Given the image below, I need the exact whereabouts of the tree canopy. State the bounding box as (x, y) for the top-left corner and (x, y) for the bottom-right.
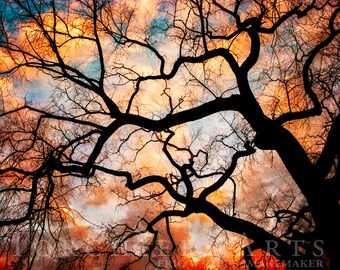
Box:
(0, 0), (339, 269)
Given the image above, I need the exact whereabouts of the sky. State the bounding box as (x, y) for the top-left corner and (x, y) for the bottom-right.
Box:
(0, 0), (333, 269)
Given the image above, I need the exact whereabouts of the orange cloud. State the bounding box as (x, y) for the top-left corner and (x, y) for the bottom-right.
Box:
(69, 225), (91, 243)
(0, 77), (22, 111)
(84, 186), (109, 207)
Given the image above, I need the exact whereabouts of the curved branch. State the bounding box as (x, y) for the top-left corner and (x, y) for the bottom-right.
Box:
(0, 156), (55, 227)
(147, 209), (191, 232)
(195, 199), (308, 263)
(126, 175), (187, 204)
(275, 8), (340, 124)
(199, 141), (255, 199)
(84, 120), (122, 171)
(123, 95), (243, 131)
(315, 113), (340, 178)
(240, 20), (261, 73)
(126, 48), (239, 113)
(91, 165), (187, 204)
(258, 3), (314, 34)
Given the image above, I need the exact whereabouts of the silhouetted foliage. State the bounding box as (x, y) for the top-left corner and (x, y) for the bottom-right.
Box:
(0, 0), (339, 269)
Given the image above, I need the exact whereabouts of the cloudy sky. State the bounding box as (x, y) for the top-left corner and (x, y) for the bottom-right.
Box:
(0, 0), (324, 269)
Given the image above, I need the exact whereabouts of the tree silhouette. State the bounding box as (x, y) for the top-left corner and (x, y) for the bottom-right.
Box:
(0, 0), (339, 269)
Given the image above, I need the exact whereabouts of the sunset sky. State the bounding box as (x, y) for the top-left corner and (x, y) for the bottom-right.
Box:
(1, 0), (338, 269)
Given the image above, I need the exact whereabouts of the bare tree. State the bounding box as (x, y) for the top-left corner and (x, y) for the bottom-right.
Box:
(0, 0), (339, 269)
